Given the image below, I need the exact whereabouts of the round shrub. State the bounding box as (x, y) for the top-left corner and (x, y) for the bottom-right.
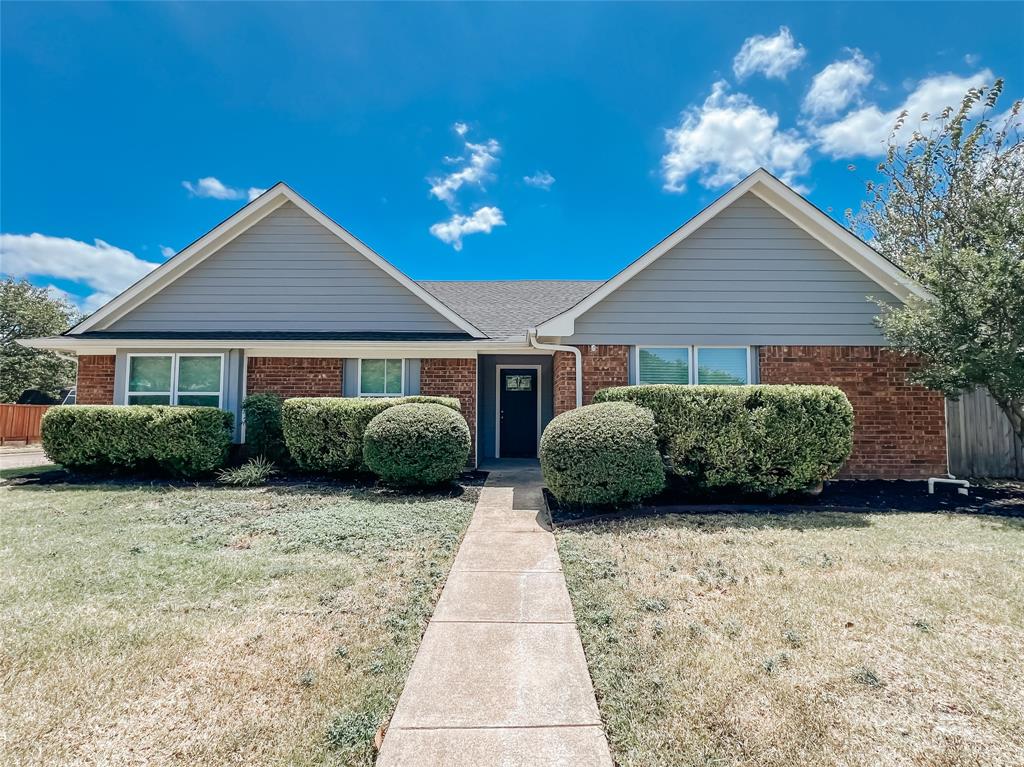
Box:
(363, 403), (471, 487)
(594, 384), (854, 496)
(540, 401), (665, 506)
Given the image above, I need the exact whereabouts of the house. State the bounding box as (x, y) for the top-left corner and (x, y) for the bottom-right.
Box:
(22, 169), (948, 478)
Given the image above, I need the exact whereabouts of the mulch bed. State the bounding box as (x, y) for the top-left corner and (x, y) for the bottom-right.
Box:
(546, 478), (1024, 526)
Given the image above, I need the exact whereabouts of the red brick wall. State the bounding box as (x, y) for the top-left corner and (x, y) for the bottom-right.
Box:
(420, 358), (477, 463)
(553, 345), (630, 415)
(245, 357), (343, 398)
(76, 355), (115, 404)
(759, 346), (947, 479)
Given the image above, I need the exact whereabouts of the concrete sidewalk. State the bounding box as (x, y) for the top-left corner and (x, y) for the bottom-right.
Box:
(376, 460), (613, 767)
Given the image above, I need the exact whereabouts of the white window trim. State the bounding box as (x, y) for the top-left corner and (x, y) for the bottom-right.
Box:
(636, 345), (751, 386)
(126, 352), (225, 407)
(357, 358), (406, 397)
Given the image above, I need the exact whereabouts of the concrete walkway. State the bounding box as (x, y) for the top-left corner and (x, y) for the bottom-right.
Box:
(0, 446), (51, 470)
(376, 459), (613, 767)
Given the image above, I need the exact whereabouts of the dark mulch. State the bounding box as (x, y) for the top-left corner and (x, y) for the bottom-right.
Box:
(546, 478), (1024, 526)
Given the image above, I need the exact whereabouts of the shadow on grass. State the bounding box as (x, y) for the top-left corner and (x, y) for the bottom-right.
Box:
(2, 466), (485, 504)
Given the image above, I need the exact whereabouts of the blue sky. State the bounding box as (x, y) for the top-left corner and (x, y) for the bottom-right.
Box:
(2, 2), (1021, 313)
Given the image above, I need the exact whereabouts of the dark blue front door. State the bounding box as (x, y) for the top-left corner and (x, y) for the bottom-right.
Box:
(499, 368), (538, 457)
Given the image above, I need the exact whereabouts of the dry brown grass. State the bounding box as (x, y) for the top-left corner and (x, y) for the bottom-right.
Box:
(1, 481), (476, 766)
(557, 510), (1024, 767)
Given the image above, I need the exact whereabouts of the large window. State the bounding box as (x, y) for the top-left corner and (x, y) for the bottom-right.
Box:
(126, 354), (224, 407)
(359, 359), (404, 396)
(637, 346), (750, 386)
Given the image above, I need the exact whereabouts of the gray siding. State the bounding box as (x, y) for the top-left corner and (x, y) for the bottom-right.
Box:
(109, 202), (464, 333)
(566, 194), (900, 345)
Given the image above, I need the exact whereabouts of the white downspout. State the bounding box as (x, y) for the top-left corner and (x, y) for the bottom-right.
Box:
(528, 329), (582, 409)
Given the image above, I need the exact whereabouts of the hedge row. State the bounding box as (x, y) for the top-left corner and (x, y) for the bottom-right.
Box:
(594, 384), (854, 496)
(281, 395), (461, 474)
(41, 405), (232, 478)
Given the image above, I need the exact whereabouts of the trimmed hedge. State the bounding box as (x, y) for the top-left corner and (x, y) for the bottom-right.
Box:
(594, 385), (854, 496)
(41, 405), (233, 477)
(364, 403), (471, 487)
(242, 393), (289, 464)
(281, 396), (461, 474)
(540, 401), (665, 506)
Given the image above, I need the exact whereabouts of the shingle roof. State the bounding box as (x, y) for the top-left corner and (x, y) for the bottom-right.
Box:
(418, 280), (602, 340)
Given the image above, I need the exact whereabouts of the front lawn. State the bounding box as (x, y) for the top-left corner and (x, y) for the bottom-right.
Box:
(1, 479), (477, 766)
(558, 510), (1024, 767)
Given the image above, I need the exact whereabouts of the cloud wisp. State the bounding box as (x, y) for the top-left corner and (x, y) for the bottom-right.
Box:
(428, 207), (506, 251)
(524, 170), (556, 190)
(733, 26), (807, 81)
(428, 126), (502, 205)
(182, 176), (266, 202)
(1, 232), (159, 312)
(661, 80), (811, 192)
(803, 51), (874, 118)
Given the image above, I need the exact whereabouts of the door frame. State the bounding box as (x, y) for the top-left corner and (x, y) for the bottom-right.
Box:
(495, 364), (542, 458)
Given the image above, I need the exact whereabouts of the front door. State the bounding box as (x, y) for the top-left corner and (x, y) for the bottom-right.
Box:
(498, 367), (539, 458)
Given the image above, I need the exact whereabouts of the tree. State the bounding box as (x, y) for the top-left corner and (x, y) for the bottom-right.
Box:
(0, 279), (80, 402)
(849, 80), (1024, 443)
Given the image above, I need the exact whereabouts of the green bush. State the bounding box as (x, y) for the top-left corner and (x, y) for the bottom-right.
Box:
(41, 405), (233, 477)
(281, 396), (461, 474)
(217, 456), (277, 486)
(363, 403), (471, 487)
(540, 401), (665, 506)
(242, 393), (289, 464)
(594, 385), (854, 496)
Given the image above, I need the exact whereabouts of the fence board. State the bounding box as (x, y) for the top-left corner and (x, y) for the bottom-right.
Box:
(946, 389), (1024, 479)
(0, 404), (51, 444)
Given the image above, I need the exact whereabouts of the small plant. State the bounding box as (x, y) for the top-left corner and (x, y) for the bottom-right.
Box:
(217, 456), (277, 486)
(639, 597), (669, 614)
(782, 628), (804, 648)
(852, 666), (884, 687)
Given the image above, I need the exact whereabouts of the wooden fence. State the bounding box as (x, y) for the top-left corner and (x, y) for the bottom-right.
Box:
(946, 389), (1024, 479)
(0, 404), (50, 444)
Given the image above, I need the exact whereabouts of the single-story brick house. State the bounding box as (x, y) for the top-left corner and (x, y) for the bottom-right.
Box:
(23, 169), (947, 478)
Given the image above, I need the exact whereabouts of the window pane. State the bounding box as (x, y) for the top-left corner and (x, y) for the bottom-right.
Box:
(128, 356), (172, 393)
(128, 394), (171, 405)
(697, 348), (749, 385)
(177, 356), (221, 392)
(361, 359), (386, 394)
(384, 360), (403, 394)
(178, 394), (220, 407)
(639, 348), (689, 384)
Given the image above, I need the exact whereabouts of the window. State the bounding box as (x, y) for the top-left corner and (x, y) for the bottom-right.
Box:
(359, 359), (403, 396)
(638, 347), (690, 385)
(637, 346), (749, 386)
(126, 354), (224, 407)
(695, 347), (750, 385)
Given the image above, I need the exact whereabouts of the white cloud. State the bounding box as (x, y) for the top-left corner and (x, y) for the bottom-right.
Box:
(964, 53), (980, 66)
(661, 80), (811, 192)
(429, 206), (506, 251)
(1, 233), (158, 313)
(453, 121), (469, 136)
(524, 171), (556, 190)
(182, 176), (266, 202)
(160, 245), (176, 258)
(814, 69), (994, 157)
(733, 26), (806, 80)
(803, 51), (873, 117)
(428, 137), (501, 205)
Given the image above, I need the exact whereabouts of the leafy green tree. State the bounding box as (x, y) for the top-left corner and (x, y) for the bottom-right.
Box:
(849, 80), (1024, 443)
(0, 279), (80, 402)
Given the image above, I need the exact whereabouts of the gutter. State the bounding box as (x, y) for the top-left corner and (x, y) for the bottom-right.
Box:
(528, 329), (582, 408)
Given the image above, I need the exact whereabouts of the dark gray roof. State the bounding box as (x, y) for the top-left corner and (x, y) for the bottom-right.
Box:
(418, 280), (602, 340)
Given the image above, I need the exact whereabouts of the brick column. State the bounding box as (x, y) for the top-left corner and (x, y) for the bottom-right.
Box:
(420, 358), (477, 463)
(553, 345), (630, 415)
(245, 357), (343, 398)
(759, 346), (947, 479)
(76, 355), (115, 404)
